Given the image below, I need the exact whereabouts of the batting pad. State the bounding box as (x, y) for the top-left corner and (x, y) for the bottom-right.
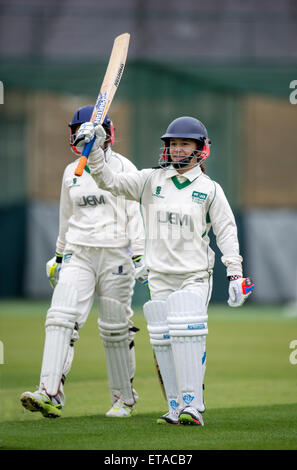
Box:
(143, 300), (179, 412)
(62, 327), (79, 378)
(40, 283), (78, 397)
(167, 290), (208, 412)
(98, 297), (134, 406)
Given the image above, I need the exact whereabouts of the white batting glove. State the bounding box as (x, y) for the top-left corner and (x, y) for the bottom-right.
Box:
(87, 146), (105, 174)
(76, 123), (106, 174)
(133, 256), (149, 286)
(46, 253), (63, 289)
(227, 276), (255, 308)
(75, 123), (106, 152)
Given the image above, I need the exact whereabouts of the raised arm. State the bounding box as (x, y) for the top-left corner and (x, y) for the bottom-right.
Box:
(74, 122), (153, 202)
(91, 160), (152, 202)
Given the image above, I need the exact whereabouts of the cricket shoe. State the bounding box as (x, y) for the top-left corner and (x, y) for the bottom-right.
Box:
(105, 399), (135, 418)
(178, 406), (204, 426)
(20, 390), (62, 418)
(156, 410), (179, 425)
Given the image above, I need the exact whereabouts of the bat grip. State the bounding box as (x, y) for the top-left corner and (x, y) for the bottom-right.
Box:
(74, 137), (96, 176)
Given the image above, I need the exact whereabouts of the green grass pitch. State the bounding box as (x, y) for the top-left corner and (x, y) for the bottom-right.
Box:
(0, 299), (297, 450)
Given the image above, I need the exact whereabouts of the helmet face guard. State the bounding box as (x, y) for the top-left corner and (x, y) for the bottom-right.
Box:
(160, 138), (211, 169)
(159, 116), (211, 169)
(68, 106), (115, 155)
(102, 115), (115, 146)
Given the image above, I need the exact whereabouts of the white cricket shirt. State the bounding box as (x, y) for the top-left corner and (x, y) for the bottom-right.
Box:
(91, 162), (243, 277)
(55, 148), (144, 256)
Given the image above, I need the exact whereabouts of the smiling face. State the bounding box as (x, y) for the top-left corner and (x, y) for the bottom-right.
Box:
(169, 138), (198, 173)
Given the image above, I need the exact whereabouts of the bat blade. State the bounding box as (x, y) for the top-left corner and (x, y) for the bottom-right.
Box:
(75, 33), (130, 176)
(154, 352), (167, 401)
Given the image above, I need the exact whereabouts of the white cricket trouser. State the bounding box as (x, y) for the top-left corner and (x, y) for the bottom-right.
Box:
(148, 270), (213, 304)
(59, 244), (135, 327)
(40, 244), (136, 403)
(147, 270), (212, 413)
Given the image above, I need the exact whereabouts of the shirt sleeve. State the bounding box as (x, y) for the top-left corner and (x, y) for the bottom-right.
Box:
(91, 163), (153, 202)
(125, 199), (145, 257)
(55, 167), (72, 255)
(119, 159), (145, 257)
(209, 182), (243, 277)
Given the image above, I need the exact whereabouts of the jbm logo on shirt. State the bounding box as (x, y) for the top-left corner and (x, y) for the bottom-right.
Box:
(157, 211), (194, 232)
(192, 191), (207, 204)
(78, 195), (105, 206)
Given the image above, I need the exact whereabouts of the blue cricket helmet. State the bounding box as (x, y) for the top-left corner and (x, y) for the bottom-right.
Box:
(69, 105), (115, 145)
(69, 105), (93, 130)
(160, 116), (211, 168)
(161, 116), (208, 142)
(68, 106), (112, 133)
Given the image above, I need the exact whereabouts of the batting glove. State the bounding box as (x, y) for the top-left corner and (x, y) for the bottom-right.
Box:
(227, 276), (255, 308)
(46, 253), (63, 289)
(74, 123), (106, 152)
(133, 255), (149, 286)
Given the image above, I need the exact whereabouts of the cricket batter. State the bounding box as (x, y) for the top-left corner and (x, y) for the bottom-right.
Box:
(20, 106), (145, 419)
(75, 115), (255, 426)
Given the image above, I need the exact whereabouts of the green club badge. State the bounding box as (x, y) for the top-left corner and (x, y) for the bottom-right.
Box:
(152, 185), (165, 198)
(192, 191), (207, 204)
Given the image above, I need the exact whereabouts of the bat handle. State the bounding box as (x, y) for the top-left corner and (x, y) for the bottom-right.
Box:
(74, 137), (96, 176)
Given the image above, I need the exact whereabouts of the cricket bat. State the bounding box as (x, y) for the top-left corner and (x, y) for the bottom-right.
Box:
(154, 352), (167, 401)
(74, 32), (130, 176)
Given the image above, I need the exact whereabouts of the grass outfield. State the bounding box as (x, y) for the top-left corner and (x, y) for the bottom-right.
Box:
(0, 300), (297, 450)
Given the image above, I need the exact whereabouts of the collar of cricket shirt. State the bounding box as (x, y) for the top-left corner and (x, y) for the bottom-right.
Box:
(165, 164), (202, 189)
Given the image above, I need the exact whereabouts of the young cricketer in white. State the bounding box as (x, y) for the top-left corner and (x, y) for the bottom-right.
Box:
(21, 106), (145, 419)
(71, 115), (255, 426)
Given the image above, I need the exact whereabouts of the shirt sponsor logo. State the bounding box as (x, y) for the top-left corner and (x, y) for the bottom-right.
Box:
(152, 186), (165, 198)
(157, 211), (194, 232)
(63, 253), (72, 263)
(78, 195), (105, 206)
(192, 191), (207, 204)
